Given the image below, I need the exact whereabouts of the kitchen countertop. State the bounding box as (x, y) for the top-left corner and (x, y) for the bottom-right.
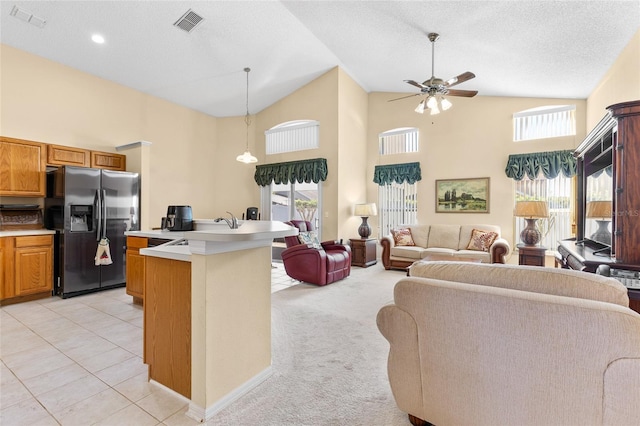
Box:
(0, 229), (56, 237)
(125, 229), (185, 239)
(134, 221), (297, 261)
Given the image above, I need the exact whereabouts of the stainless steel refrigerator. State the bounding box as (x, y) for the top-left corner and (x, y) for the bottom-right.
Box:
(45, 166), (140, 298)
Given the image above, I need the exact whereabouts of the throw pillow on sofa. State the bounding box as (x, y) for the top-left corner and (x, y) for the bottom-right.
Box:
(298, 231), (321, 248)
(466, 228), (498, 252)
(391, 228), (416, 246)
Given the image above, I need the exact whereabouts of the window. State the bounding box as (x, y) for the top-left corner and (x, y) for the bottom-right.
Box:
(262, 182), (322, 232)
(514, 173), (572, 251)
(513, 105), (576, 142)
(378, 182), (418, 237)
(379, 128), (419, 155)
(265, 120), (319, 154)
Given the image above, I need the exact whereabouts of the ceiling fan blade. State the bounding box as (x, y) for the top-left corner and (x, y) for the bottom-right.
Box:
(446, 89), (478, 98)
(388, 93), (422, 102)
(404, 80), (427, 89)
(444, 72), (476, 88)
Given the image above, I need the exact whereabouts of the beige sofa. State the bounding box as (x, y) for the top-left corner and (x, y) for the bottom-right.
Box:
(380, 224), (510, 270)
(377, 262), (640, 426)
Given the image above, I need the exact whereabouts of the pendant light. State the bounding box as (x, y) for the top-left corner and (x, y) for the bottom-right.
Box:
(236, 67), (258, 164)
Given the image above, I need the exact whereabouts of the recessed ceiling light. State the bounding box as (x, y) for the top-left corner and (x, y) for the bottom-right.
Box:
(91, 34), (105, 44)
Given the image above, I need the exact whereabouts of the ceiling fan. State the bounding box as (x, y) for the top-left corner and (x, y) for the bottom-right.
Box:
(390, 33), (478, 114)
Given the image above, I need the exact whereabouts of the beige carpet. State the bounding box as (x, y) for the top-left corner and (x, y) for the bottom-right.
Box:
(210, 264), (411, 426)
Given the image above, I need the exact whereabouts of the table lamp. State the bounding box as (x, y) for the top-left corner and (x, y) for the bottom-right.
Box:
(354, 203), (377, 239)
(586, 201), (612, 245)
(514, 201), (549, 246)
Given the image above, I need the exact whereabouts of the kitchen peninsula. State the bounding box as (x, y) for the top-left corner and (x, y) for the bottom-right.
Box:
(127, 221), (297, 423)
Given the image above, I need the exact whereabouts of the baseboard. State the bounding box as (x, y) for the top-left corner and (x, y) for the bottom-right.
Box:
(186, 366), (273, 422)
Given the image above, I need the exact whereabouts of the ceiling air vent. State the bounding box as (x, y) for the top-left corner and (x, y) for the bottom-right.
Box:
(173, 9), (204, 33)
(10, 5), (47, 28)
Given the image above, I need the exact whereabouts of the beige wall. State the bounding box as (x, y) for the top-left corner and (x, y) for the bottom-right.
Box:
(2, 33), (638, 245)
(255, 67), (340, 241)
(587, 29), (640, 129)
(366, 94), (586, 246)
(0, 44), (260, 229)
(336, 68), (369, 240)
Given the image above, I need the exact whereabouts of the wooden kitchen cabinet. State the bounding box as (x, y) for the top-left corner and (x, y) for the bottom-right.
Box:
(144, 255), (191, 398)
(47, 144), (90, 167)
(0, 237), (14, 301)
(91, 150), (126, 171)
(0, 136), (47, 197)
(126, 236), (147, 304)
(0, 235), (53, 305)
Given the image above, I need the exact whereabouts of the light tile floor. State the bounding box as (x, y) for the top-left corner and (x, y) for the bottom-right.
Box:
(0, 262), (297, 426)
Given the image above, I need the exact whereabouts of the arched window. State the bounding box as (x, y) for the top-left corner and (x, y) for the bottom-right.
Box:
(513, 105), (576, 141)
(378, 127), (419, 155)
(265, 120), (319, 154)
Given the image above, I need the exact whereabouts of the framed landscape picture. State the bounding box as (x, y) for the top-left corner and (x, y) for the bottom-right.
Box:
(436, 177), (490, 213)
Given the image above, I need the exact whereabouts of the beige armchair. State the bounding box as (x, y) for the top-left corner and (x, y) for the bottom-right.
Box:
(377, 262), (640, 426)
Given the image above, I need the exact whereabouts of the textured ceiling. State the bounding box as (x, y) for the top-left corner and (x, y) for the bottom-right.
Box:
(1, 1), (639, 117)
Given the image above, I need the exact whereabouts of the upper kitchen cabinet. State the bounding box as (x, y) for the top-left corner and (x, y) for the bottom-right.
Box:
(47, 144), (90, 167)
(91, 150), (126, 171)
(0, 136), (46, 197)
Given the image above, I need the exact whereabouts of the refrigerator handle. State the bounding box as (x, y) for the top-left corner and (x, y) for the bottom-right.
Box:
(96, 189), (102, 242)
(102, 189), (107, 240)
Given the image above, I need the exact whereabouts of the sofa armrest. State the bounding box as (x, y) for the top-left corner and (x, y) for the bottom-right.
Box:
(490, 237), (510, 264)
(380, 235), (395, 270)
(603, 358), (640, 425)
(376, 305), (424, 419)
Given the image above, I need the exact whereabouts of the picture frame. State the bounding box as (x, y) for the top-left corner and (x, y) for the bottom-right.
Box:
(435, 177), (490, 213)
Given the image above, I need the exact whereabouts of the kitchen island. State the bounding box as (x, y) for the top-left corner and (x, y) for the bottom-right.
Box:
(127, 221), (297, 423)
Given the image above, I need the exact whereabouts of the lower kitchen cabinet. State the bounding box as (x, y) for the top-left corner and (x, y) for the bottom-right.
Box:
(144, 256), (191, 398)
(126, 236), (147, 304)
(0, 235), (53, 305)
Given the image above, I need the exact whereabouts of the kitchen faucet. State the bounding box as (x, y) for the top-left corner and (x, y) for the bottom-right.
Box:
(214, 211), (239, 229)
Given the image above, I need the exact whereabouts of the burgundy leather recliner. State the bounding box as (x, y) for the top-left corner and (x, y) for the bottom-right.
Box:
(281, 220), (351, 286)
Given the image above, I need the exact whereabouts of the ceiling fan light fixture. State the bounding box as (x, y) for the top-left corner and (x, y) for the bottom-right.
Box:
(426, 95), (438, 109)
(441, 97), (453, 111)
(415, 99), (426, 114)
(237, 67), (258, 164)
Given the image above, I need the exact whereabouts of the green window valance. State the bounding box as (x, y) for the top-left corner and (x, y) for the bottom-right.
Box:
(254, 158), (328, 186)
(504, 150), (576, 181)
(373, 162), (422, 185)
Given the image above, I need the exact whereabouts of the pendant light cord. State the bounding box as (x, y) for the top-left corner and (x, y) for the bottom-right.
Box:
(244, 67), (251, 151)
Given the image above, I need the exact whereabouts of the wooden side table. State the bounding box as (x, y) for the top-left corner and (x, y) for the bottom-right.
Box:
(349, 238), (377, 267)
(517, 244), (547, 267)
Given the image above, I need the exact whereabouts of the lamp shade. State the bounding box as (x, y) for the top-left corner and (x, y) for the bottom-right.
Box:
(514, 201), (549, 219)
(586, 201), (611, 219)
(354, 203), (377, 217)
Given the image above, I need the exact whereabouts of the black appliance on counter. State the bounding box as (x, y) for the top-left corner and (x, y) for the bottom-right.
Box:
(165, 205), (193, 231)
(245, 206), (259, 220)
(45, 166), (140, 298)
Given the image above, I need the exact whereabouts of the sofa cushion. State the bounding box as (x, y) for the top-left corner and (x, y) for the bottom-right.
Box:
(298, 231), (321, 248)
(390, 245), (424, 260)
(466, 229), (498, 252)
(408, 225), (430, 248)
(454, 250), (491, 263)
(423, 247), (457, 256)
(391, 228), (416, 246)
(407, 262), (629, 307)
(427, 225), (461, 250)
(459, 224), (500, 250)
